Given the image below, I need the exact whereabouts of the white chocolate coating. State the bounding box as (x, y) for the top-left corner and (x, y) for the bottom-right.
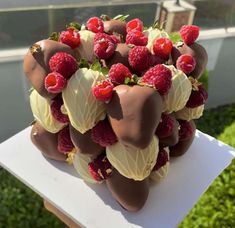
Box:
(30, 89), (65, 133)
(62, 68), (106, 133)
(162, 65), (192, 113)
(106, 136), (159, 181)
(175, 105), (204, 121)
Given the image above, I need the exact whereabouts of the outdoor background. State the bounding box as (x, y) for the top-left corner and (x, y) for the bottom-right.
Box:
(0, 0), (235, 227)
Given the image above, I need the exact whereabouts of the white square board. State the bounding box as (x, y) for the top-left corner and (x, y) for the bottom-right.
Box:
(0, 127), (234, 228)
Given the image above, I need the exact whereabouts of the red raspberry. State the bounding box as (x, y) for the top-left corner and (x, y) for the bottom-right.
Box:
(92, 80), (114, 102)
(178, 120), (194, 141)
(155, 113), (174, 139)
(60, 28), (80, 49)
(126, 30), (148, 46)
(86, 17), (104, 33)
(88, 153), (112, 181)
(57, 126), (75, 153)
(153, 37), (173, 60)
(94, 33), (116, 43)
(110, 35), (120, 44)
(149, 55), (165, 67)
(126, 18), (143, 33)
(176, 54), (196, 74)
(186, 84), (208, 108)
(49, 52), (78, 79)
(50, 96), (69, 124)
(91, 118), (117, 147)
(180, 25), (200, 46)
(152, 147), (169, 171)
(108, 63), (132, 85)
(44, 72), (67, 93)
(94, 37), (116, 59)
(142, 64), (172, 95)
(128, 46), (151, 73)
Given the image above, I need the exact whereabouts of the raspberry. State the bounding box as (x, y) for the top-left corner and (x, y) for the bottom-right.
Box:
(91, 118), (117, 147)
(110, 35), (120, 44)
(86, 17), (104, 33)
(186, 84), (208, 108)
(57, 126), (75, 153)
(142, 64), (172, 95)
(108, 63), (132, 85)
(180, 25), (200, 46)
(44, 72), (67, 93)
(155, 113), (174, 139)
(92, 80), (114, 102)
(49, 52), (78, 79)
(50, 96), (69, 124)
(128, 46), (151, 73)
(178, 120), (194, 141)
(152, 147), (169, 171)
(126, 30), (148, 46)
(94, 36), (116, 59)
(176, 54), (196, 74)
(60, 28), (80, 49)
(94, 32), (116, 43)
(149, 55), (165, 67)
(88, 153), (112, 181)
(126, 18), (143, 33)
(153, 37), (173, 60)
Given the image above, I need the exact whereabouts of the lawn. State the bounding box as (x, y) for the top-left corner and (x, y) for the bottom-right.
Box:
(0, 104), (235, 228)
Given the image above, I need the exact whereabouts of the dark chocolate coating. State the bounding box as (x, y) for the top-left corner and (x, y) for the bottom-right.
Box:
(104, 19), (127, 39)
(169, 120), (196, 157)
(106, 168), (149, 212)
(23, 39), (74, 99)
(69, 124), (104, 156)
(105, 43), (131, 69)
(107, 85), (162, 149)
(159, 113), (179, 147)
(30, 121), (66, 161)
(171, 43), (208, 79)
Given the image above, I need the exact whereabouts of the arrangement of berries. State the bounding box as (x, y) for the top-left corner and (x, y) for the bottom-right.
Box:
(27, 14), (208, 195)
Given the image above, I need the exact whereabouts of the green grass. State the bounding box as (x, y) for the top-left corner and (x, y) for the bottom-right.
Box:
(180, 104), (235, 228)
(0, 104), (235, 227)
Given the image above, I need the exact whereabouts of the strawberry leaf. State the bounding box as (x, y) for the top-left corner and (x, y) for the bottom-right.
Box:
(79, 58), (89, 68)
(49, 32), (60, 41)
(101, 67), (109, 75)
(91, 59), (102, 72)
(113, 14), (129, 22)
(67, 22), (81, 31)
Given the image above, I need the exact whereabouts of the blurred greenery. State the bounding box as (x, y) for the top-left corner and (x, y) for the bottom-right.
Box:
(180, 104), (235, 228)
(0, 104), (235, 227)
